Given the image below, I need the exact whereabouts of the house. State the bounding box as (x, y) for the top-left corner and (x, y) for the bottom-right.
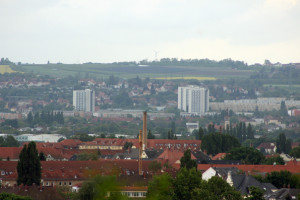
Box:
(0, 160), (154, 187)
(192, 150), (211, 164)
(0, 147), (73, 161)
(256, 143), (277, 154)
(202, 167), (277, 197)
(211, 153), (227, 160)
(227, 172), (277, 196)
(0, 147), (22, 161)
(280, 153), (300, 162)
(186, 122), (199, 133)
(202, 167), (239, 181)
(267, 188), (300, 200)
(157, 149), (196, 165)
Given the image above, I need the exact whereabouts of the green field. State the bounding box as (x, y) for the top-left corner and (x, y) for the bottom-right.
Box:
(20, 63), (255, 79)
(263, 84), (300, 88)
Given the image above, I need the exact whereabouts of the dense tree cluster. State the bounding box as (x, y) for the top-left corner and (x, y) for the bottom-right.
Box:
(224, 122), (254, 143)
(71, 133), (95, 142)
(254, 171), (300, 189)
(147, 130), (155, 139)
(262, 156), (285, 165)
(201, 133), (240, 155)
(224, 147), (265, 164)
(167, 129), (177, 140)
(139, 58), (248, 69)
(290, 146), (300, 158)
(123, 142), (133, 150)
(0, 192), (32, 200)
(0, 135), (19, 147)
(1, 119), (18, 128)
(180, 149), (197, 170)
(78, 175), (127, 200)
(27, 111), (64, 127)
(276, 133), (292, 154)
(17, 142), (41, 186)
(147, 168), (242, 200)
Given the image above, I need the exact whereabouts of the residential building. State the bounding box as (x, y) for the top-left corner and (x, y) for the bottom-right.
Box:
(178, 86), (209, 115)
(186, 122), (199, 133)
(73, 89), (95, 112)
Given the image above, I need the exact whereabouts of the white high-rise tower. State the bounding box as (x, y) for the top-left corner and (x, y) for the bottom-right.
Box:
(73, 89), (95, 112)
(178, 86), (209, 114)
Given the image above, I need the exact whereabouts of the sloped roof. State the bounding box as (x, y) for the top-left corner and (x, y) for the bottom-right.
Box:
(59, 139), (82, 147)
(192, 150), (211, 162)
(157, 149), (196, 164)
(256, 142), (276, 150)
(213, 167), (239, 177)
(212, 153), (227, 160)
(267, 188), (300, 200)
(173, 163), (300, 174)
(0, 147), (22, 160)
(0, 160), (154, 181)
(231, 174), (274, 194)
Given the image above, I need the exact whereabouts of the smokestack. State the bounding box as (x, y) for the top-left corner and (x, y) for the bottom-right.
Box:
(143, 111), (147, 149)
(139, 129), (143, 175)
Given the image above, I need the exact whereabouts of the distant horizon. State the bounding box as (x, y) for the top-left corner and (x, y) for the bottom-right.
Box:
(5, 57), (300, 66)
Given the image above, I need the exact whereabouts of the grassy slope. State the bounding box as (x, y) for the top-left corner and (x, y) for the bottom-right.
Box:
(20, 63), (255, 79)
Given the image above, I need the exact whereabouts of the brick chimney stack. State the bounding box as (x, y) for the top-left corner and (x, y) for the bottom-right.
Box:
(143, 111), (147, 149)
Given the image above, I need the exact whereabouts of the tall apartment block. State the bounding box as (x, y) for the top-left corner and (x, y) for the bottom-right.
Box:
(178, 86), (209, 114)
(73, 89), (95, 112)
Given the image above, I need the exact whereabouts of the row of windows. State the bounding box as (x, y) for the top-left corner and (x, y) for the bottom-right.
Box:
(155, 143), (198, 146)
(43, 181), (72, 186)
(121, 192), (146, 197)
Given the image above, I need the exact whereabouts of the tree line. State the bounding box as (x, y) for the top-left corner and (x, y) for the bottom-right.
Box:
(27, 111), (64, 127)
(194, 122), (254, 143)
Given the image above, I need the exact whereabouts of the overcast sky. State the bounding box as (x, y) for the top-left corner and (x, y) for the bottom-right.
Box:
(1, 0), (300, 64)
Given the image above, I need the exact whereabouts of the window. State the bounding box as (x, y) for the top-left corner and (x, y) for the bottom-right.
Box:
(69, 182), (72, 186)
(1, 171), (5, 175)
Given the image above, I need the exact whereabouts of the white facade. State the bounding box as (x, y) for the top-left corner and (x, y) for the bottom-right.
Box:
(73, 89), (95, 112)
(186, 122), (199, 133)
(202, 167), (220, 181)
(178, 86), (209, 114)
(15, 134), (66, 143)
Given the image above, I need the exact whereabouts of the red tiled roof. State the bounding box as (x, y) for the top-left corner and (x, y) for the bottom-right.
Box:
(212, 153), (227, 160)
(256, 142), (276, 150)
(0, 160), (154, 182)
(0, 147), (22, 160)
(157, 149), (196, 164)
(59, 139), (83, 147)
(0, 147), (73, 161)
(38, 147), (72, 160)
(286, 159), (300, 166)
